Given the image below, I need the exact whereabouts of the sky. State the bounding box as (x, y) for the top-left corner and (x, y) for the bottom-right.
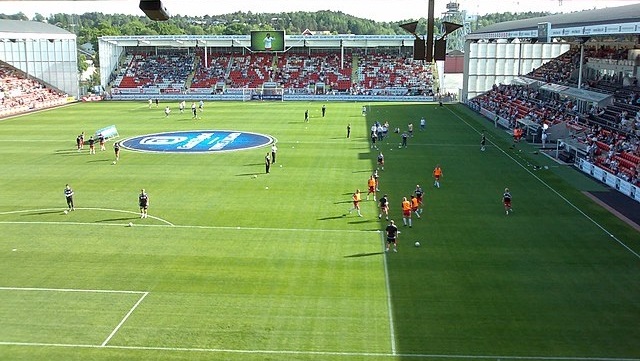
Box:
(1, 0), (640, 22)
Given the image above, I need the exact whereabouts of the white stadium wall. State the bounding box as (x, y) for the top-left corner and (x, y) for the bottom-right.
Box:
(462, 40), (570, 101)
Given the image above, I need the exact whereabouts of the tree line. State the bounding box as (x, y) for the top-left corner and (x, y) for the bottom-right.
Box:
(0, 10), (550, 89)
(1, 9), (551, 52)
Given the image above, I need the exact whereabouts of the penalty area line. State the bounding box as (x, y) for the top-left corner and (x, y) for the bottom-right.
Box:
(101, 292), (149, 347)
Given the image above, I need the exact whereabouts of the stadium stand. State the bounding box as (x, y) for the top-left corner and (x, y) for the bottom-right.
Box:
(0, 61), (68, 117)
(112, 52), (194, 93)
(469, 68), (640, 187)
(109, 49), (434, 96)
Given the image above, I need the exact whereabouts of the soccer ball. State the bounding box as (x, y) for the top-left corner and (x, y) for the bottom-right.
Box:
(128, 222), (133, 227)
(112, 161), (117, 165)
(414, 241), (421, 247)
(63, 210), (68, 215)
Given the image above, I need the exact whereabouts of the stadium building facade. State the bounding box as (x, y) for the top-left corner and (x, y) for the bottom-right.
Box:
(463, 3), (640, 101)
(0, 19), (79, 99)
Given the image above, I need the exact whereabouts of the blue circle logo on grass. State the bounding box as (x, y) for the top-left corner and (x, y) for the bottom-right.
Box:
(121, 130), (274, 153)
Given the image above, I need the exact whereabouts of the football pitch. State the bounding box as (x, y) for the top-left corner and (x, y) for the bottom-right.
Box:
(0, 101), (638, 361)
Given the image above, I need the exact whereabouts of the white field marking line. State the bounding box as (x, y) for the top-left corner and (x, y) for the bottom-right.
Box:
(0, 220), (378, 234)
(0, 207), (174, 226)
(0, 286), (145, 294)
(447, 106), (640, 260)
(101, 292), (149, 347)
(0, 139), (71, 142)
(374, 142), (479, 147)
(0, 102), (76, 121)
(81, 207), (174, 226)
(380, 231), (397, 355)
(0, 342), (639, 361)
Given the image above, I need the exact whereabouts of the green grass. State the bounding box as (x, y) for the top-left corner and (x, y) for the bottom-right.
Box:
(0, 101), (639, 361)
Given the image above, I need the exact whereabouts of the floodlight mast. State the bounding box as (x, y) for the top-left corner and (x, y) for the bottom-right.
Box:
(139, 0), (171, 21)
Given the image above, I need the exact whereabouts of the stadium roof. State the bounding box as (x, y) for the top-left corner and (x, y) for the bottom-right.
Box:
(468, 3), (640, 40)
(100, 34), (416, 49)
(0, 19), (75, 39)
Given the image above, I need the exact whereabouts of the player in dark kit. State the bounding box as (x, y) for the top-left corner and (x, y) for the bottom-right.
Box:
(377, 152), (384, 170)
(503, 187), (513, 215)
(265, 152), (271, 173)
(378, 194), (389, 220)
(64, 184), (74, 211)
(139, 189), (149, 218)
(88, 136), (95, 154)
(481, 131), (486, 151)
(414, 184), (424, 214)
(322, 104), (326, 117)
(113, 142), (121, 161)
(385, 220), (398, 252)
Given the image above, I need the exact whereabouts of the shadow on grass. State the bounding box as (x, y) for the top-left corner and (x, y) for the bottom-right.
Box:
(344, 252), (384, 258)
(20, 210), (63, 216)
(236, 173), (263, 177)
(334, 200), (352, 204)
(317, 214), (347, 221)
(347, 219), (376, 224)
(86, 159), (111, 163)
(95, 217), (140, 222)
(56, 151), (89, 156)
(55, 149), (80, 154)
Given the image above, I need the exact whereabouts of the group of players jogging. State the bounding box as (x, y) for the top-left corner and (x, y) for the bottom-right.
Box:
(355, 118), (514, 253)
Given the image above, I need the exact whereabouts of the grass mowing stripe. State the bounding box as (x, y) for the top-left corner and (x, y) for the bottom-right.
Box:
(446, 105), (640, 260)
(1, 341), (639, 361)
